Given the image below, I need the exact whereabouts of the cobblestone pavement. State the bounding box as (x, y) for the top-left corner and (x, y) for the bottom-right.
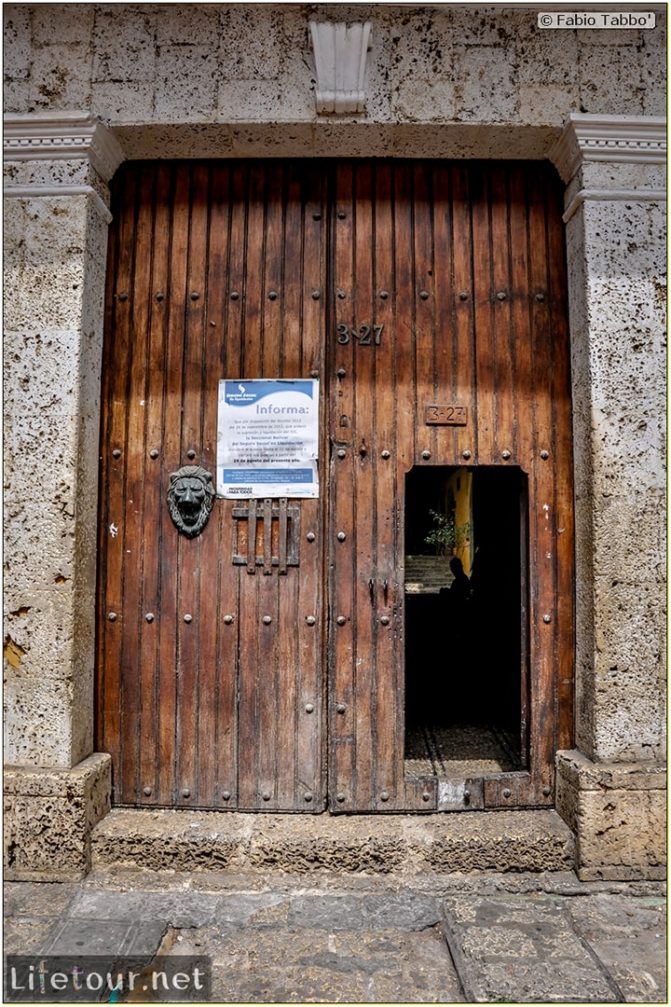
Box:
(4, 870), (666, 1003)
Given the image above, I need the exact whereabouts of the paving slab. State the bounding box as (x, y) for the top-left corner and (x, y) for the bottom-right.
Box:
(442, 894), (624, 1003)
(42, 918), (169, 957)
(3, 916), (61, 955)
(168, 926), (464, 1003)
(4, 875), (666, 1003)
(568, 893), (667, 1003)
(3, 881), (78, 918)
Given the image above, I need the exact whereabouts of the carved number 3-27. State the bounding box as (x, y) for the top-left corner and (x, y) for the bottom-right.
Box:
(337, 323), (383, 346)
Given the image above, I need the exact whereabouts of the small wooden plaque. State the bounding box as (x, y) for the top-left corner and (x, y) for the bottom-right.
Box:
(425, 404), (468, 426)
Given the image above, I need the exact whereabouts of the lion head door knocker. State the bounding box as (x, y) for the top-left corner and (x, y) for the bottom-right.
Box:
(167, 465), (215, 538)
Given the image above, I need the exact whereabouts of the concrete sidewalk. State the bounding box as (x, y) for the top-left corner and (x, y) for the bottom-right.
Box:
(4, 869), (666, 1003)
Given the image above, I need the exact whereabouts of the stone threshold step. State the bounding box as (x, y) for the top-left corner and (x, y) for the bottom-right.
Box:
(92, 807), (575, 875)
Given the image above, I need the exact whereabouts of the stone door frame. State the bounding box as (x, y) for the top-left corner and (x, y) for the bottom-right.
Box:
(3, 111), (666, 881)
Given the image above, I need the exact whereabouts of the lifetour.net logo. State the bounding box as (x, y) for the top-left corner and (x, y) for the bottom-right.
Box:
(4, 956), (211, 1003)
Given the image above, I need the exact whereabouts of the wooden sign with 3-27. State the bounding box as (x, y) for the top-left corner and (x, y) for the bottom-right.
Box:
(425, 404), (468, 426)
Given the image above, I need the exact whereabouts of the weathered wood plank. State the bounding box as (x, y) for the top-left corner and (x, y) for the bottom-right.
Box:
(119, 163), (154, 805)
(329, 161), (356, 810)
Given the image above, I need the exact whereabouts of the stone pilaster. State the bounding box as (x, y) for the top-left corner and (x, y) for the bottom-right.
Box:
(3, 112), (122, 878)
(550, 114), (666, 880)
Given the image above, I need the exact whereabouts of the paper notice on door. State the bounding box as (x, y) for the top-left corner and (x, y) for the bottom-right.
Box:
(216, 379), (319, 498)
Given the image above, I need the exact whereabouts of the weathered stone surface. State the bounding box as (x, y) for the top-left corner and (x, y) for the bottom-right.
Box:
(92, 807), (574, 875)
(576, 789), (666, 882)
(570, 893), (667, 1002)
(5, 872), (666, 1002)
(5, 4), (666, 129)
(173, 926), (463, 1004)
(4, 183), (108, 768)
(556, 751), (666, 881)
(565, 174), (666, 769)
(43, 918), (169, 956)
(3, 754), (111, 881)
(442, 894), (624, 1002)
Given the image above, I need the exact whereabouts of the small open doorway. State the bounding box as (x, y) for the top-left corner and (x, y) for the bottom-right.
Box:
(404, 465), (529, 808)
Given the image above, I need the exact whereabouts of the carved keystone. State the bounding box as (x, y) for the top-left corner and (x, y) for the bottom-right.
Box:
(309, 21), (372, 114)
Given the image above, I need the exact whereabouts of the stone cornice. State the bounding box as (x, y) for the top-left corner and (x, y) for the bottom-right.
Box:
(309, 21), (372, 114)
(3, 112), (125, 182)
(549, 113), (667, 184)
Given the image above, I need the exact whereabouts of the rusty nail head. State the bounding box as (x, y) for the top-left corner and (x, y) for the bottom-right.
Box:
(145, 613), (154, 623)
(337, 531), (346, 541)
(269, 290), (278, 300)
(313, 212), (322, 220)
(337, 367), (346, 378)
(497, 291), (507, 301)
(380, 615), (390, 625)
(503, 788), (511, 798)
(304, 793), (313, 802)
(464, 789), (471, 800)
(459, 291), (469, 301)
(306, 531), (316, 542)
(422, 791), (431, 802)
(379, 290), (389, 299)
(312, 290), (321, 300)
(337, 704), (346, 714)
(543, 785), (551, 796)
(462, 450), (472, 460)
(359, 445), (367, 456)
(184, 614), (193, 623)
(502, 449), (511, 460)
(230, 291), (239, 300)
(422, 450), (431, 460)
(222, 790), (231, 801)
(381, 450), (390, 459)
(337, 449), (346, 459)
(262, 792), (271, 801)
(143, 786), (152, 796)
(337, 210), (346, 219)
(263, 615), (272, 625)
(306, 616), (316, 626)
(543, 613), (552, 624)
(190, 291), (199, 300)
(187, 449), (196, 460)
(310, 369), (319, 378)
(536, 292), (546, 302)
(419, 290), (429, 300)
(337, 290), (346, 299)
(112, 448), (121, 459)
(336, 616), (346, 626)
(380, 791), (389, 802)
(305, 703), (314, 713)
(108, 612), (117, 622)
(118, 292), (128, 301)
(149, 449), (159, 459)
(336, 792), (346, 802)
(540, 449), (549, 460)
(156, 292), (164, 301)
(224, 614), (234, 624)
(182, 789), (190, 798)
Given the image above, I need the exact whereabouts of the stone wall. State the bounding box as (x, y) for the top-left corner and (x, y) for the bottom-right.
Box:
(4, 4), (666, 134)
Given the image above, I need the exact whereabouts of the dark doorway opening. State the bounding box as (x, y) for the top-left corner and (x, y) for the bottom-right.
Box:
(404, 466), (529, 794)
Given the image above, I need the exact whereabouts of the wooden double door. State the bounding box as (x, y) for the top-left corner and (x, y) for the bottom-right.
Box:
(97, 159), (574, 813)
